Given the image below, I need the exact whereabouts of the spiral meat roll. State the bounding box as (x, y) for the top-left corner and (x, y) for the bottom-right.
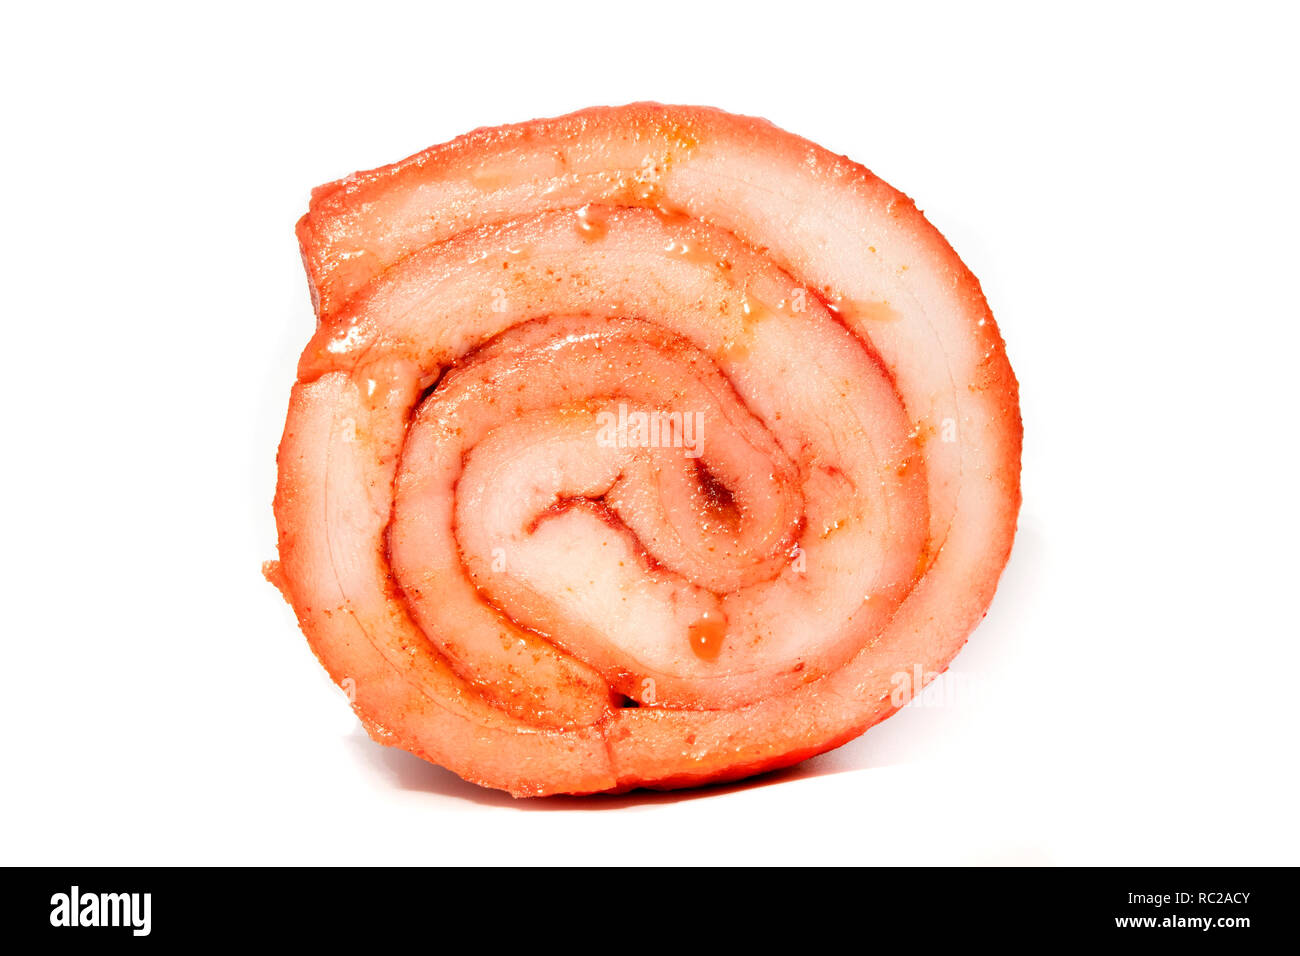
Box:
(268, 104), (1021, 796)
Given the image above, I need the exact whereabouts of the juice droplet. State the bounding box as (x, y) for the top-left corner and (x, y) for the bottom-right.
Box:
(826, 297), (898, 323)
(719, 335), (751, 361)
(650, 201), (692, 227)
(740, 295), (775, 326)
(575, 204), (608, 240)
(361, 371), (399, 411)
(688, 609), (727, 661)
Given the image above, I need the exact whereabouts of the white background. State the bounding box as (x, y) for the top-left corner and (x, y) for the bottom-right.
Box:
(3, 2), (1296, 865)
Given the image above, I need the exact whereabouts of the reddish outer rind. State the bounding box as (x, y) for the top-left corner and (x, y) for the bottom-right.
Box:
(275, 103), (1022, 796)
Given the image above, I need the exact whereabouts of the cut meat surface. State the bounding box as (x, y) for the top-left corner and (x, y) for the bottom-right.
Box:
(271, 104), (1021, 796)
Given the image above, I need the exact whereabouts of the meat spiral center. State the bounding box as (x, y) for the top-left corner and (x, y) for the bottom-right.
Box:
(381, 209), (926, 721)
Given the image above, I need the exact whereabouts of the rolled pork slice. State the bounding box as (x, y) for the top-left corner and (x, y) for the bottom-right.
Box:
(268, 104), (1022, 796)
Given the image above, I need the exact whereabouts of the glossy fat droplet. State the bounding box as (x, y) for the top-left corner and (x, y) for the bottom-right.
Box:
(574, 204), (608, 240)
(688, 609), (728, 661)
